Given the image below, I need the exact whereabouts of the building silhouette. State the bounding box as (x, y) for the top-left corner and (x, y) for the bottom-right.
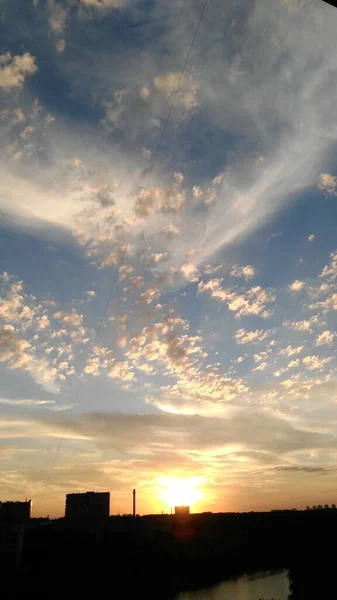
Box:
(0, 500), (32, 523)
(65, 492), (110, 519)
(174, 505), (190, 517)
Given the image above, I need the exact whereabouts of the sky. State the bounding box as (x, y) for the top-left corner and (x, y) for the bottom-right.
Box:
(1, 0), (337, 518)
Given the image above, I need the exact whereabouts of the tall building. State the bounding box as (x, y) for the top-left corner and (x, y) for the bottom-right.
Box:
(65, 492), (110, 519)
(0, 500), (32, 523)
(174, 505), (190, 517)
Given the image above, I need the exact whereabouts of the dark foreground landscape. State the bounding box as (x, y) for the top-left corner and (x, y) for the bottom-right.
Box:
(2, 509), (337, 598)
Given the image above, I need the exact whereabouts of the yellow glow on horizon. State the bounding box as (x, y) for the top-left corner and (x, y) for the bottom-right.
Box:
(158, 476), (205, 510)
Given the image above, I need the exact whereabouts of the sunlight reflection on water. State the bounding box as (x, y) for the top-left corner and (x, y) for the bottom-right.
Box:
(178, 570), (289, 600)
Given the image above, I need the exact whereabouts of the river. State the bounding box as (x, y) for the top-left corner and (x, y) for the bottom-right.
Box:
(177, 570), (289, 600)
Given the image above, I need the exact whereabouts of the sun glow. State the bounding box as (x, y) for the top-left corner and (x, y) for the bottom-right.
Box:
(158, 476), (204, 510)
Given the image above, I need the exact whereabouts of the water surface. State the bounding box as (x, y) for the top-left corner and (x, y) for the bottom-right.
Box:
(178, 569), (289, 600)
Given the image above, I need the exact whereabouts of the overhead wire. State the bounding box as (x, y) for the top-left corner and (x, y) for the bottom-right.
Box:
(39, 0), (211, 509)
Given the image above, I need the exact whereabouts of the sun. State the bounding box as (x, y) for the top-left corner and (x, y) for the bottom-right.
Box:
(158, 476), (204, 510)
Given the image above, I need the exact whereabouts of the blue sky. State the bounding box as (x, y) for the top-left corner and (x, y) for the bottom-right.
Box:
(1, 0), (337, 516)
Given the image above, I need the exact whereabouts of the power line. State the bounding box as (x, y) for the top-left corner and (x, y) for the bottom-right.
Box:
(41, 0), (211, 501)
(248, 485), (337, 512)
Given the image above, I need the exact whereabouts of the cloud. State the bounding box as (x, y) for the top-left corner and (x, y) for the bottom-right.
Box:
(38, 315), (50, 330)
(180, 263), (199, 282)
(234, 329), (271, 345)
(198, 279), (275, 318)
(279, 345), (304, 357)
(309, 293), (337, 313)
(253, 352), (269, 363)
(56, 40), (66, 53)
(173, 172), (184, 184)
(118, 265), (133, 280)
(48, 0), (68, 33)
(253, 361), (267, 372)
(308, 234), (316, 242)
(0, 53), (38, 90)
(302, 355), (332, 371)
(164, 223), (181, 235)
(85, 290), (96, 298)
(144, 72), (198, 112)
(315, 330), (335, 346)
(150, 253), (168, 264)
(230, 265), (256, 280)
(320, 252), (337, 280)
(108, 361), (135, 381)
(138, 288), (160, 304)
(80, 0), (134, 8)
(0, 279), (31, 323)
(100, 244), (134, 268)
(0, 325), (59, 392)
(283, 316), (319, 333)
(204, 264), (223, 275)
(318, 173), (337, 195)
(289, 280), (306, 292)
(53, 309), (83, 327)
(133, 185), (185, 217)
(84, 346), (115, 376)
(192, 185), (203, 198)
(0, 326), (30, 362)
(212, 172), (225, 185)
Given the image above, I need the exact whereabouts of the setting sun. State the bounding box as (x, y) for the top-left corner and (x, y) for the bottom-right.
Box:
(158, 476), (205, 511)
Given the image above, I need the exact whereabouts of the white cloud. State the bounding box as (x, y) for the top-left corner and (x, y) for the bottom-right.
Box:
(56, 40), (66, 53)
(48, 0), (68, 33)
(192, 185), (203, 198)
(308, 234), (316, 242)
(318, 173), (337, 195)
(152, 72), (198, 111)
(204, 190), (217, 205)
(283, 316), (319, 333)
(108, 361), (135, 381)
(279, 345), (303, 357)
(253, 352), (269, 363)
(315, 330), (335, 346)
(150, 253), (168, 264)
(53, 309), (83, 328)
(20, 125), (35, 139)
(0, 53), (37, 90)
(38, 315), (50, 330)
(85, 290), (96, 298)
(164, 223), (181, 235)
(234, 329), (271, 345)
(0, 326), (30, 362)
(198, 279), (275, 318)
(310, 293), (337, 313)
(303, 355), (332, 371)
(230, 265), (256, 281)
(0, 326), (59, 392)
(173, 172), (184, 184)
(253, 361), (267, 372)
(138, 288), (160, 304)
(180, 263), (199, 282)
(103, 89), (127, 127)
(288, 358), (299, 369)
(320, 252), (337, 280)
(118, 265), (134, 280)
(80, 0), (133, 8)
(84, 346), (115, 376)
(134, 185), (185, 217)
(212, 172), (225, 185)
(289, 280), (305, 292)
(204, 264), (223, 275)
(100, 244), (133, 268)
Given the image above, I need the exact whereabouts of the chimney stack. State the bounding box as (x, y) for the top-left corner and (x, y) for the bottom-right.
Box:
(133, 488), (136, 517)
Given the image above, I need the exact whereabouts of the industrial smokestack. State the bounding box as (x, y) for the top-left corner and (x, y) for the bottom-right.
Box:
(133, 488), (136, 517)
